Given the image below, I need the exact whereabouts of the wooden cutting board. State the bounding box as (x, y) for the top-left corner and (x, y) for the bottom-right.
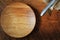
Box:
(0, 0), (60, 40)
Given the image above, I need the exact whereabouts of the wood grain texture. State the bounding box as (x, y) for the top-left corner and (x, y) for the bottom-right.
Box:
(0, 0), (60, 40)
(1, 2), (36, 38)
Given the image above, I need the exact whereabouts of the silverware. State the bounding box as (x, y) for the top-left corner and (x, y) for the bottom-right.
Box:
(40, 0), (56, 16)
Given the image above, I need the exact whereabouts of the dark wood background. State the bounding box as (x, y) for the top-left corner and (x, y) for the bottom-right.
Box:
(0, 0), (60, 40)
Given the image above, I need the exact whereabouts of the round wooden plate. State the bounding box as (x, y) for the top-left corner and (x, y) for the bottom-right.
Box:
(1, 2), (36, 38)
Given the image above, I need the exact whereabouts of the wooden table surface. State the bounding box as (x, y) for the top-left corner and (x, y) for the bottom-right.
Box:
(0, 0), (60, 40)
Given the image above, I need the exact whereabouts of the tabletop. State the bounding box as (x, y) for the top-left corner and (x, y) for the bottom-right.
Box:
(0, 0), (60, 40)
